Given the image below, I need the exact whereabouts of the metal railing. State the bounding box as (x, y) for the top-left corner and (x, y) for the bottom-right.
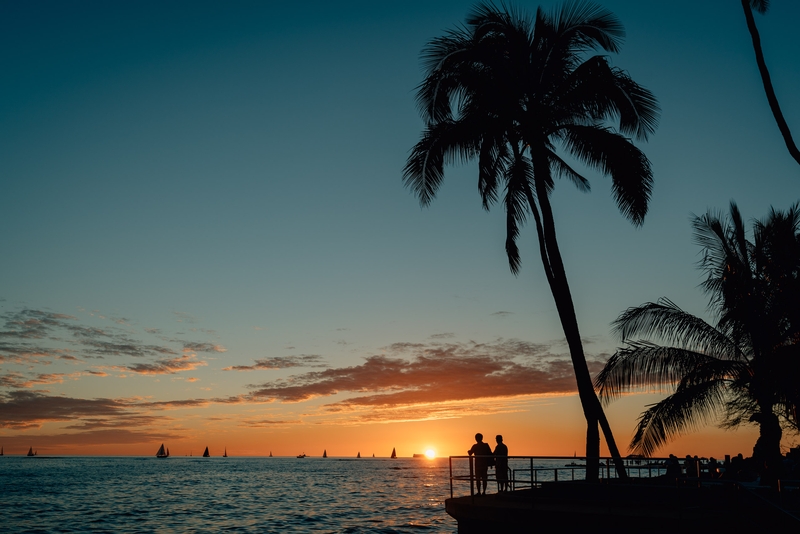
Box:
(448, 455), (671, 499)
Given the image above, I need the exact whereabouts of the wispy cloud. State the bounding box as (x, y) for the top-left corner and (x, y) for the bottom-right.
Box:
(182, 342), (227, 353)
(224, 355), (326, 371)
(429, 332), (455, 339)
(244, 339), (597, 412)
(0, 308), (225, 381)
(0, 371), (92, 389)
(238, 418), (302, 428)
(0, 390), (132, 429)
(124, 353), (208, 375)
(173, 311), (198, 324)
(0, 428), (183, 449)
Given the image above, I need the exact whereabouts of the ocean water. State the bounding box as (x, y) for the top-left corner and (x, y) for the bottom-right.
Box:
(0, 456), (455, 533)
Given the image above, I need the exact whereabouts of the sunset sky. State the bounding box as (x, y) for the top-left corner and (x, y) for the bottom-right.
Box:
(2, 0), (798, 458)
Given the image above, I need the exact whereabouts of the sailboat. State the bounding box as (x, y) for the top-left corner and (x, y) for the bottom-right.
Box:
(27, 447), (35, 457)
(223, 448), (228, 457)
(269, 451), (273, 457)
(323, 449), (327, 458)
(1, 446), (4, 456)
(356, 452), (361, 458)
(156, 443), (169, 458)
(203, 446), (210, 457)
(391, 447), (397, 459)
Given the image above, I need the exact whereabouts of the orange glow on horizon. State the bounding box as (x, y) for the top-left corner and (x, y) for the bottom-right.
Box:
(0, 392), (767, 460)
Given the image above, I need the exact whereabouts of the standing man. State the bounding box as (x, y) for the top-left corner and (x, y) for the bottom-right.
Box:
(468, 433), (493, 495)
(494, 435), (509, 492)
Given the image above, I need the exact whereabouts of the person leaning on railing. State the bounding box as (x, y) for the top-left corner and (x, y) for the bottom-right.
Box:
(468, 433), (493, 496)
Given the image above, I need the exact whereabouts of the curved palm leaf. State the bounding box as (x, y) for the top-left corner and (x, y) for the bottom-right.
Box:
(611, 298), (744, 358)
(553, 55), (659, 141)
(556, 125), (652, 225)
(596, 343), (743, 402)
(631, 378), (729, 456)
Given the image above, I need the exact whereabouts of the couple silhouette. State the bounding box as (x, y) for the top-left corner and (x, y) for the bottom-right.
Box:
(467, 433), (509, 495)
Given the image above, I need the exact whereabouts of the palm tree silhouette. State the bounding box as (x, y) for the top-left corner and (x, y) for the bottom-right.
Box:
(596, 203), (800, 473)
(404, 1), (659, 481)
(740, 0), (800, 166)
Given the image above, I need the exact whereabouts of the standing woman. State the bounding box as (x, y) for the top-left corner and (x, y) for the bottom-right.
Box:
(494, 435), (509, 492)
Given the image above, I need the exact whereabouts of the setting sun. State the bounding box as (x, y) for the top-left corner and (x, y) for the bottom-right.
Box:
(425, 449), (436, 459)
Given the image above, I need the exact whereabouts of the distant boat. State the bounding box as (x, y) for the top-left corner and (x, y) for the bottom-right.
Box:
(223, 448), (228, 457)
(413, 453), (425, 458)
(156, 443), (169, 458)
(27, 447), (35, 457)
(269, 451), (273, 457)
(357, 452), (361, 458)
(372, 453), (375, 457)
(323, 449), (327, 458)
(1, 446), (3, 456)
(203, 446), (210, 458)
(297, 453), (306, 458)
(391, 447), (397, 459)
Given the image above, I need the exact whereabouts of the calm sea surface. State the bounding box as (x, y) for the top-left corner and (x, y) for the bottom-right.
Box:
(1, 456), (456, 533)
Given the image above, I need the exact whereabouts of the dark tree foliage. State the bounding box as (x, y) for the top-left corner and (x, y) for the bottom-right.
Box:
(596, 203), (800, 466)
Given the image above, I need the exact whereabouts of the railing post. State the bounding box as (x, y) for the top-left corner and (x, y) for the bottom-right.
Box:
(554, 468), (558, 483)
(531, 457), (534, 488)
(449, 456), (453, 499)
(469, 455), (475, 501)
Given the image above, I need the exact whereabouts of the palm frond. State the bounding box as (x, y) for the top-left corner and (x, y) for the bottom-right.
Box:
(403, 120), (480, 206)
(477, 139), (509, 210)
(547, 152), (590, 192)
(596, 343), (741, 402)
(610, 298), (743, 358)
(631, 380), (728, 456)
(749, 1), (770, 15)
(557, 125), (652, 225)
(554, 55), (659, 142)
(503, 149), (533, 274)
(548, 1), (625, 55)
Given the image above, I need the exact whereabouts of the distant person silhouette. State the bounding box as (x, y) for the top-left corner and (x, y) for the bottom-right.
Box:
(468, 433), (493, 495)
(493, 435), (509, 492)
(665, 454), (681, 480)
(684, 455), (698, 478)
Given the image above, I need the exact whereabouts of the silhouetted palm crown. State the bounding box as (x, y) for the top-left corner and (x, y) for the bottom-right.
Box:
(595, 203), (800, 457)
(404, 2), (659, 272)
(404, 2), (659, 480)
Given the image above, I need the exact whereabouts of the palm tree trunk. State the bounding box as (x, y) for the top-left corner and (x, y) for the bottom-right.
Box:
(529, 151), (628, 481)
(741, 0), (800, 166)
(751, 405), (782, 486)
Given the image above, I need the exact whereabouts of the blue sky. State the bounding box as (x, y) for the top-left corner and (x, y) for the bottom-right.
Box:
(1, 0), (798, 456)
